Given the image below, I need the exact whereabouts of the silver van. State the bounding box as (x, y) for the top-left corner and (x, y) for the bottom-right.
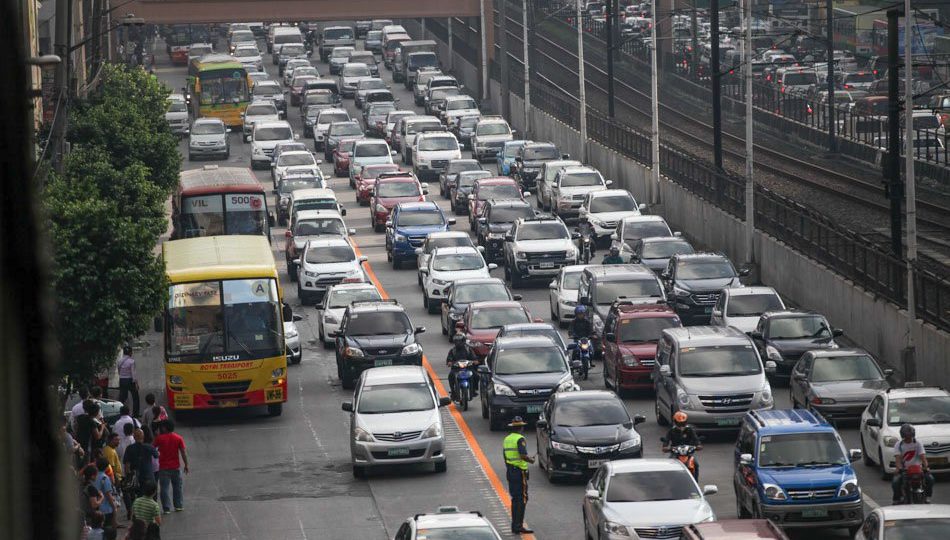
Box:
(653, 326), (775, 431)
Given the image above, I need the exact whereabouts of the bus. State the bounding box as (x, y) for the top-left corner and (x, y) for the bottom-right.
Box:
(833, 5), (884, 57)
(165, 24), (211, 65)
(171, 165), (273, 240)
(869, 16), (944, 57)
(162, 235), (289, 416)
(187, 54), (251, 127)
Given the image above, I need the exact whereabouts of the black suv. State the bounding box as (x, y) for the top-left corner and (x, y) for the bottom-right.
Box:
(513, 142), (565, 191)
(661, 253), (748, 325)
(476, 199), (536, 262)
(749, 310), (842, 377)
(333, 300), (426, 388)
(477, 336), (575, 431)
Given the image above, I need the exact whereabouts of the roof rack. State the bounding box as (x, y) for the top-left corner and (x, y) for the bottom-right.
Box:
(611, 298), (668, 308)
(349, 299), (399, 308)
(886, 382), (944, 392)
(377, 171), (415, 180)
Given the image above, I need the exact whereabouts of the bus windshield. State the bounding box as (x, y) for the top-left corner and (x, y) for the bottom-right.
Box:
(167, 278), (282, 361)
(180, 193), (268, 237)
(199, 69), (250, 106)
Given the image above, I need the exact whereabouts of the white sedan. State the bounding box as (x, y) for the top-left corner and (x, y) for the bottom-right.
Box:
(421, 246), (496, 314)
(548, 265), (589, 328)
(317, 282), (383, 347)
(414, 231), (478, 287)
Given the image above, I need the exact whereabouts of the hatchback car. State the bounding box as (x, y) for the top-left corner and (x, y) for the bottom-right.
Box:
(188, 118), (230, 161)
(789, 349), (890, 421)
(334, 300), (425, 388)
(341, 365), (450, 477)
(710, 286), (785, 334)
(749, 310), (843, 377)
(295, 237), (367, 304)
(421, 246), (496, 313)
(548, 265), (589, 327)
(317, 282), (383, 347)
(371, 174), (427, 233)
(461, 301), (537, 360)
(860, 384), (950, 476)
(414, 231), (476, 284)
(354, 163), (400, 206)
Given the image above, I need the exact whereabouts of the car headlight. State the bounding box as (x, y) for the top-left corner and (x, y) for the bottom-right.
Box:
(677, 389), (691, 407)
(587, 215), (603, 226)
(304, 270), (319, 277)
(432, 278), (448, 286)
(493, 382), (516, 397)
(344, 347), (364, 358)
(285, 328), (298, 339)
(622, 355), (639, 367)
(762, 483), (787, 501)
(253, 146), (263, 155)
(168, 375), (183, 385)
(618, 435), (641, 451)
(557, 376), (579, 392)
(421, 422), (442, 439)
(271, 368), (285, 378)
(765, 345), (783, 362)
(603, 522), (630, 537)
(883, 434), (899, 447)
(565, 246), (577, 259)
(353, 427), (374, 442)
(673, 287), (691, 298)
(551, 440), (577, 453)
(394, 234), (406, 242)
(838, 479), (860, 498)
(514, 251), (527, 260)
(375, 204), (387, 213)
(759, 386), (773, 406)
(324, 314), (339, 325)
(401, 343), (422, 356)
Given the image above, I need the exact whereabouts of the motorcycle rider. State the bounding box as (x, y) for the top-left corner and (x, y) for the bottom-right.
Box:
(567, 305), (595, 368)
(662, 411), (703, 478)
(446, 333), (479, 401)
(892, 423), (933, 503)
(602, 245), (625, 264)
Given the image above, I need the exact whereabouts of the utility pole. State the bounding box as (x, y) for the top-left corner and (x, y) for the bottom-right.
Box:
(448, 18), (454, 72)
(710, 0), (723, 170)
(742, 0), (754, 269)
(650, 0), (660, 205)
(500, 0), (511, 119)
(50, 0), (71, 174)
(480, 0), (489, 104)
(522, 0), (531, 137)
(885, 9), (902, 259)
(825, 0), (837, 152)
(690, 1), (699, 74)
(903, 0), (917, 379)
(576, 0), (588, 162)
(606, 0), (616, 116)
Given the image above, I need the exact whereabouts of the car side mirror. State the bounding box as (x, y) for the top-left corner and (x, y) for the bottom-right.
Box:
(358, 256), (368, 263)
(391, 150), (397, 156)
(293, 313), (304, 322)
(292, 258), (301, 266)
(512, 294), (522, 301)
(849, 449), (863, 462)
(638, 203), (647, 211)
(749, 331), (763, 340)
(673, 231), (682, 237)
(348, 228), (356, 235)
(738, 267), (751, 277)
(832, 328), (844, 337)
(549, 281), (557, 289)
(659, 364), (672, 377)
(488, 263), (498, 270)
(562, 153), (570, 159)
(633, 414), (646, 425)
(414, 248), (423, 255)
(536, 419), (548, 430)
(610, 232), (618, 241)
(385, 220), (393, 228)
(468, 194), (475, 200)
(294, 134), (300, 140)
(414, 326), (426, 334)
(866, 418), (881, 427)
(285, 230), (293, 238)
(447, 218), (457, 226)
(419, 268), (429, 275)
(711, 309), (722, 318)
(740, 453), (753, 465)
(282, 303), (293, 321)
(884, 368), (894, 377)
(341, 401), (353, 412)
(571, 231), (581, 240)
(605, 180), (613, 186)
(438, 396), (452, 407)
(477, 365), (490, 374)
(702, 485), (719, 496)
(504, 234), (514, 242)
(764, 360), (777, 374)
(585, 489), (600, 500)
(605, 332), (616, 342)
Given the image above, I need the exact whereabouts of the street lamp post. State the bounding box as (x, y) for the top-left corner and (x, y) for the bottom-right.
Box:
(576, 0), (588, 163)
(522, 0), (530, 137)
(649, 0), (660, 205)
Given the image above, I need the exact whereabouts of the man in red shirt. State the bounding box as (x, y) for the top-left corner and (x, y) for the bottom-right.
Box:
(153, 420), (189, 513)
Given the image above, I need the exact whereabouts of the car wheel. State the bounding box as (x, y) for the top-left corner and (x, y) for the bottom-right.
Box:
(288, 262), (298, 282)
(879, 449), (891, 480)
(488, 407), (503, 431)
(604, 366), (612, 390)
(341, 371), (355, 390)
(655, 400), (670, 426)
(188, 153), (195, 161)
(735, 487), (751, 518)
(441, 319), (448, 335)
(417, 272), (423, 286)
(546, 457), (558, 484)
(510, 271), (523, 289)
(861, 434), (874, 466)
(481, 394), (489, 419)
(352, 465), (365, 479)
(434, 460), (447, 473)
(550, 301), (558, 322)
(392, 256), (401, 270)
(267, 403), (282, 417)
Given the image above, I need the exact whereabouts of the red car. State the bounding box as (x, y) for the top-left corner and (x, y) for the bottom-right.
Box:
(333, 138), (360, 177)
(460, 300), (540, 359)
(602, 302), (682, 392)
(370, 173), (427, 232)
(355, 163), (401, 205)
(467, 177), (524, 231)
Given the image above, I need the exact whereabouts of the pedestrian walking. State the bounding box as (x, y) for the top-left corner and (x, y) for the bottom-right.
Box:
(124, 519), (147, 540)
(131, 482), (162, 540)
(118, 422), (135, 462)
(117, 346), (140, 417)
(76, 400), (106, 462)
(141, 395), (167, 443)
(79, 464), (103, 522)
(123, 429), (158, 500)
(70, 387), (91, 430)
(114, 406), (139, 443)
(153, 420), (189, 513)
(502, 416), (534, 535)
(95, 457), (119, 533)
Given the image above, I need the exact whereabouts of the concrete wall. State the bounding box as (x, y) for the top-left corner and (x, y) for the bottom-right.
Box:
(427, 28), (950, 386)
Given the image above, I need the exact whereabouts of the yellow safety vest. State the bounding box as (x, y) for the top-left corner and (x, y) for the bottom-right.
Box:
(504, 433), (528, 470)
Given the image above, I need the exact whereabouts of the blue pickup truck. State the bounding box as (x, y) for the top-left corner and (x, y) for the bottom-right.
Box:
(385, 202), (455, 269)
(733, 409), (864, 535)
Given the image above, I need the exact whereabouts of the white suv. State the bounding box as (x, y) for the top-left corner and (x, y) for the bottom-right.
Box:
(420, 246), (497, 313)
(578, 189), (645, 243)
(550, 165), (611, 221)
(860, 384), (950, 476)
(317, 282), (383, 346)
(709, 286), (785, 334)
(413, 132), (461, 181)
(503, 217), (578, 288)
(242, 101), (280, 142)
(470, 117), (513, 162)
(295, 237), (367, 304)
(251, 120), (296, 170)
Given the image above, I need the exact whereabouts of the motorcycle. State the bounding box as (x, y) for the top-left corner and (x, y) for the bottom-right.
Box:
(452, 360), (476, 411)
(568, 337), (593, 380)
(661, 436), (700, 479)
(898, 465), (928, 504)
(578, 229), (594, 264)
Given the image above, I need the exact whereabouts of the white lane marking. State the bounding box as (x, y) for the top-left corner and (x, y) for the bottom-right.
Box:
(864, 491), (880, 509)
(297, 374), (329, 458)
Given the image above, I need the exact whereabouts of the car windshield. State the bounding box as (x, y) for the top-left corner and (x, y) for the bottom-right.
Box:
(447, 99), (477, 111)
(398, 211), (444, 227)
(560, 171), (603, 187)
(459, 117), (479, 129)
(447, 161), (480, 174)
(425, 237), (471, 253)
(490, 206), (535, 223)
(885, 519), (950, 540)
(785, 73), (816, 86)
(355, 143), (390, 158)
(359, 79), (387, 91)
(594, 280), (664, 304)
(343, 65), (371, 77)
(431, 88), (460, 101)
(406, 121), (443, 134)
(641, 240), (693, 259)
(357, 382), (433, 414)
(555, 399), (629, 427)
(325, 28), (353, 40)
(320, 113), (350, 124)
(433, 253), (484, 271)
(190, 46), (212, 56)
(281, 45), (305, 55)
(679, 345), (761, 377)
(366, 31), (382, 40)
(378, 182), (420, 197)
(305, 244), (355, 264)
(168, 102), (187, 113)
(338, 140), (357, 153)
(517, 223), (568, 240)
(768, 316), (832, 339)
(727, 294), (783, 317)
(255, 126), (292, 141)
(330, 48), (353, 59)
(845, 72), (874, 83)
(419, 137), (458, 151)
(279, 178), (321, 194)
(331, 123), (363, 136)
(810, 355), (883, 382)
(192, 122), (225, 135)
(328, 288), (382, 308)
(494, 346), (565, 375)
(561, 271), (583, 290)
(523, 146), (559, 160)
(590, 195), (635, 213)
(470, 306), (528, 329)
(477, 123), (510, 135)
(346, 310), (412, 336)
(254, 85), (280, 97)
(758, 432), (847, 467)
(246, 104), (277, 116)
(676, 259), (736, 280)
(623, 222), (672, 244)
(414, 527), (498, 540)
(278, 154), (315, 167)
(886, 396), (950, 425)
(503, 328), (564, 348)
(504, 144), (525, 158)
(454, 283), (509, 303)
(458, 172), (491, 187)
(294, 218), (345, 237)
(618, 317), (679, 343)
(478, 184), (521, 201)
(362, 166), (399, 179)
(233, 48), (258, 58)
(606, 470), (700, 502)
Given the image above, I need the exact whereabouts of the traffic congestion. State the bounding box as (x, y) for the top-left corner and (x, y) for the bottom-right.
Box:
(64, 16), (950, 540)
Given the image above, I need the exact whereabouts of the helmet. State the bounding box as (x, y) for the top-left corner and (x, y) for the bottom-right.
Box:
(900, 423), (916, 439)
(673, 411), (688, 426)
(609, 245), (620, 255)
(574, 305), (587, 315)
(452, 333), (466, 345)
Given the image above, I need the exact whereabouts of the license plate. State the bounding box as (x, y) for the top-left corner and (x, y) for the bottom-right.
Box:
(173, 393), (193, 408)
(716, 417), (740, 427)
(219, 400), (238, 408)
(265, 388), (284, 402)
(375, 359), (393, 367)
(929, 456), (948, 465)
(539, 262), (555, 269)
(588, 459), (608, 469)
(526, 404), (543, 414)
(802, 508), (828, 518)
(387, 447), (410, 457)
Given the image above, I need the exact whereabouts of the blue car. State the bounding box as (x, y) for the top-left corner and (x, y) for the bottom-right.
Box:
(733, 409), (864, 535)
(496, 139), (531, 177)
(385, 202), (456, 269)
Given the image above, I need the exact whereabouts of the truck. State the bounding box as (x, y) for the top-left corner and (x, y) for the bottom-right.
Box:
(392, 40), (438, 85)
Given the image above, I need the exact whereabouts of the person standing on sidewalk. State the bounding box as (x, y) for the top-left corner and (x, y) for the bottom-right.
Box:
(117, 346), (140, 417)
(153, 420), (189, 513)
